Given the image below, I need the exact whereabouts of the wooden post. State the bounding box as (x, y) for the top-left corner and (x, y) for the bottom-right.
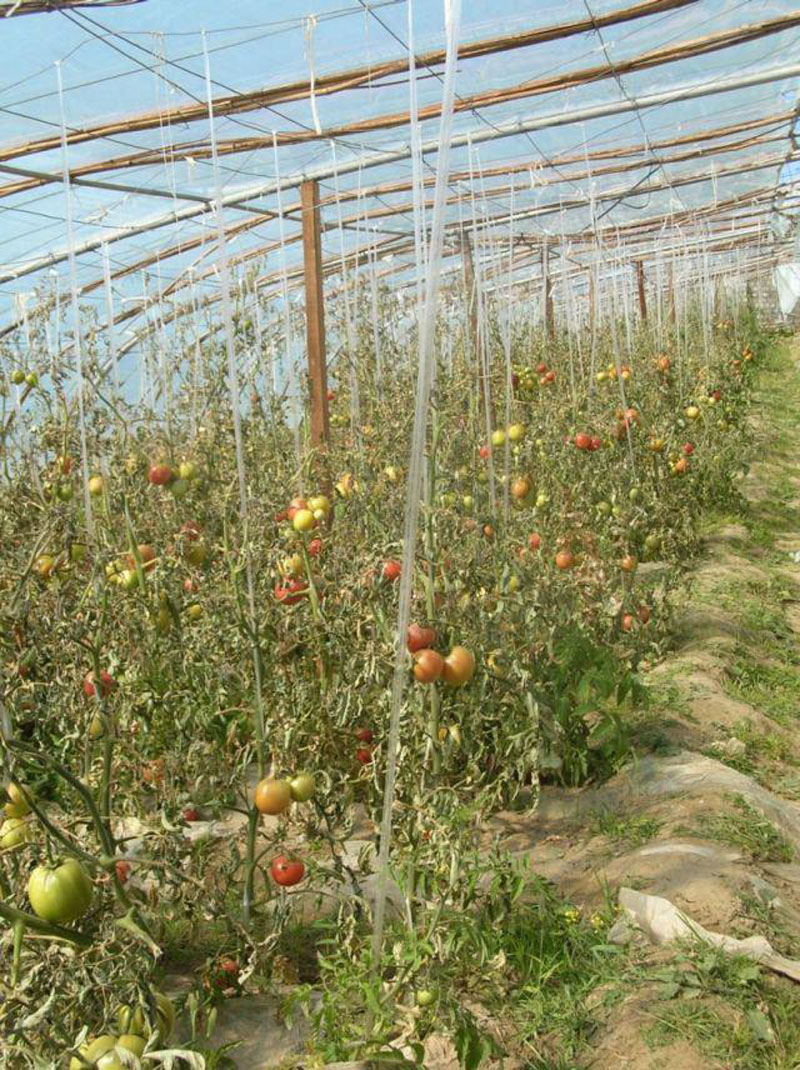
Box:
(463, 235), (494, 423)
(636, 260), (647, 322)
(543, 245), (554, 337)
(300, 179), (329, 452)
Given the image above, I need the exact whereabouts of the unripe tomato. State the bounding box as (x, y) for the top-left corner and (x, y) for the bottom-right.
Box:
(442, 646), (475, 686)
(413, 649), (444, 684)
(5, 782), (33, 818)
(507, 423), (525, 443)
(292, 508), (316, 532)
(0, 816), (32, 849)
(178, 460), (198, 481)
(35, 554), (56, 579)
(70, 1035), (145, 1070)
(416, 989), (437, 1007)
(637, 605), (651, 624)
(148, 463), (173, 486)
(407, 624), (436, 653)
(511, 477), (531, 500)
(254, 778), (292, 815)
(289, 773), (316, 802)
(270, 856), (305, 887)
(490, 429), (505, 447)
(126, 544), (156, 573)
(28, 858), (93, 924)
(88, 475), (105, 496)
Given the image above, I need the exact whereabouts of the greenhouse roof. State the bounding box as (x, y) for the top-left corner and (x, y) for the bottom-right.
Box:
(0, 0), (797, 356)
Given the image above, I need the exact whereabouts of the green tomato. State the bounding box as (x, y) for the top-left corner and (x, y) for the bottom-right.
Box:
(596, 501), (612, 516)
(118, 991), (175, 1042)
(24, 372), (38, 387)
(28, 858), (93, 925)
(118, 569), (140, 591)
(11, 370), (25, 385)
(70, 1034), (145, 1070)
(289, 773), (316, 803)
(628, 487), (641, 503)
(178, 461), (198, 481)
(416, 989), (437, 1007)
(0, 817), (32, 850)
(170, 478), (190, 499)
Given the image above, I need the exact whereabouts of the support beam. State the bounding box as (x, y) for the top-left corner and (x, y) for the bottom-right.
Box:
(543, 247), (555, 337)
(636, 260), (648, 321)
(3, 60), (798, 285)
(300, 180), (329, 454)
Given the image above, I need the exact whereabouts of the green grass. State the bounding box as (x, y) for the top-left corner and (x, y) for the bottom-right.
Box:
(726, 652), (800, 726)
(677, 794), (794, 863)
(589, 808), (663, 850)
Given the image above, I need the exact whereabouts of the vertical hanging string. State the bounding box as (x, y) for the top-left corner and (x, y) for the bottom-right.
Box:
(370, 0), (463, 975)
(56, 62), (93, 542)
(408, 0), (427, 322)
(189, 269), (201, 438)
(202, 38), (267, 902)
(369, 228), (383, 398)
(501, 183), (515, 525)
(101, 244), (120, 396)
(330, 140), (362, 449)
(304, 17), (323, 135)
(271, 132), (302, 480)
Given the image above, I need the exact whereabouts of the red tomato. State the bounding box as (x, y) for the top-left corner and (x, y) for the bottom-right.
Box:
(637, 605), (651, 624)
(479, 445), (490, 460)
(355, 727), (374, 744)
(545, 370), (555, 383)
(555, 550), (574, 571)
(620, 554), (638, 573)
(270, 856), (305, 887)
(182, 807), (201, 822)
(621, 613), (635, 632)
(382, 560), (402, 582)
(536, 362), (548, 374)
(326, 389), (335, 401)
(287, 497), (307, 522)
(574, 432), (592, 451)
(83, 670), (115, 699)
(591, 436), (603, 451)
(274, 579), (308, 605)
(356, 747), (373, 765)
(511, 373), (520, 388)
(407, 624), (436, 653)
(148, 464), (173, 486)
(115, 860), (131, 884)
(126, 544), (157, 573)
(308, 537), (322, 557)
(413, 649), (444, 684)
(683, 442), (695, 456)
(528, 533), (542, 551)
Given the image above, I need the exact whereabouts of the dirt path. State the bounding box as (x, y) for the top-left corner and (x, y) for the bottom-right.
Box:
(482, 335), (800, 1068)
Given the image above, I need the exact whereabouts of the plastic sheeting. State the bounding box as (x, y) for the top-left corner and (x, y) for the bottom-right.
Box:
(775, 262), (800, 315)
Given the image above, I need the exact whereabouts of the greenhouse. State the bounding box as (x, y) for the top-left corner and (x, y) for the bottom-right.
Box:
(1, 0), (800, 1066)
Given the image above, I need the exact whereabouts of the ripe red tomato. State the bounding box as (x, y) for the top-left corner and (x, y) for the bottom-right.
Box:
(148, 464), (173, 486)
(413, 649), (445, 684)
(326, 389), (335, 401)
(575, 432), (592, 451)
(407, 624), (436, 653)
(442, 646), (475, 686)
(637, 605), (651, 624)
(621, 613), (635, 632)
(182, 807), (201, 823)
(528, 533), (542, 551)
(683, 442), (695, 456)
(672, 457), (689, 474)
(545, 370), (555, 383)
(274, 579), (308, 605)
(590, 436), (603, 451)
(270, 856), (305, 887)
(479, 445), (490, 460)
(183, 577), (199, 594)
(536, 362), (548, 374)
(355, 727), (374, 744)
(511, 373), (520, 388)
(286, 497), (307, 522)
(308, 537), (323, 557)
(83, 670), (115, 699)
(115, 860), (131, 884)
(555, 550), (574, 570)
(382, 560), (402, 582)
(356, 747), (373, 765)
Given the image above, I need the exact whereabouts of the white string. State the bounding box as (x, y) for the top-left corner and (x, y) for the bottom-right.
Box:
(56, 62), (93, 541)
(304, 17), (323, 136)
(371, 0), (463, 973)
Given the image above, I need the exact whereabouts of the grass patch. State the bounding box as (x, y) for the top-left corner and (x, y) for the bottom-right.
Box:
(589, 809), (663, 850)
(725, 652), (800, 726)
(677, 794), (793, 863)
